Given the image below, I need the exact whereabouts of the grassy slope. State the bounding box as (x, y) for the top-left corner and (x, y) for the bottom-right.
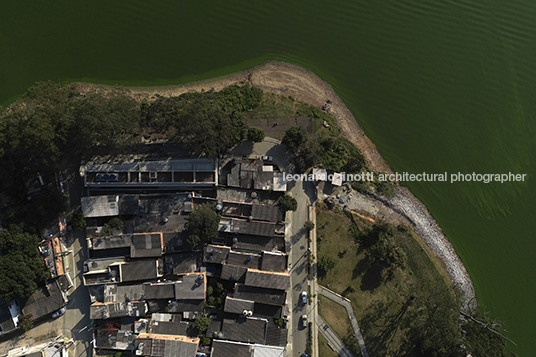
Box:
(318, 295), (353, 343)
(316, 205), (459, 356)
(318, 332), (339, 357)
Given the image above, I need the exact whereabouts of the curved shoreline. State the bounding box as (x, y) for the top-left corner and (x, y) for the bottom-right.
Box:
(76, 60), (477, 311)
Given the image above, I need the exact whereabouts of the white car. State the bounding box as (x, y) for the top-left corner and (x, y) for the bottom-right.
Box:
(301, 291), (307, 305)
(261, 155), (273, 162)
(52, 307), (66, 319)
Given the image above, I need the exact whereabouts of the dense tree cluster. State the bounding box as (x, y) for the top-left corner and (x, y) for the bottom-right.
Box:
(0, 225), (49, 300)
(282, 126), (366, 174)
(350, 220), (406, 283)
(0, 81), (266, 300)
(187, 203), (219, 250)
(143, 84), (264, 157)
(317, 255), (337, 277)
(277, 194), (298, 212)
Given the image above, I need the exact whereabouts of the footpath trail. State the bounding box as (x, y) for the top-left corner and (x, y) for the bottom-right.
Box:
(318, 286), (369, 357)
(317, 316), (356, 357)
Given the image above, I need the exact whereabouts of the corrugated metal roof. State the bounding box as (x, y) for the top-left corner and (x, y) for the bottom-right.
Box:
(253, 344), (285, 357)
(244, 270), (290, 291)
(224, 297), (255, 314)
(81, 195), (119, 218)
(251, 205), (283, 222)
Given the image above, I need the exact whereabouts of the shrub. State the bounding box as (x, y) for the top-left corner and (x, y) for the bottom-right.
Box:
(318, 255), (336, 276)
(247, 127), (265, 142)
(304, 221), (315, 232)
(19, 314), (34, 331)
(195, 317), (211, 334)
(71, 209), (86, 232)
(278, 194), (298, 212)
(282, 126), (308, 152)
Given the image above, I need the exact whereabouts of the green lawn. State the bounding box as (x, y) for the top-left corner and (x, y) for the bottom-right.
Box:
(318, 332), (339, 357)
(318, 295), (353, 343)
(316, 205), (460, 356)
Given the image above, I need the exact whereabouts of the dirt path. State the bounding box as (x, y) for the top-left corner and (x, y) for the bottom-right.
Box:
(75, 60), (476, 310)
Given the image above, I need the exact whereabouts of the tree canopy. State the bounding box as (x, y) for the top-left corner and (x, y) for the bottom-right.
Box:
(282, 126), (308, 153)
(0, 226), (49, 300)
(247, 127), (265, 142)
(187, 204), (219, 249)
(144, 83), (263, 157)
(278, 194), (298, 212)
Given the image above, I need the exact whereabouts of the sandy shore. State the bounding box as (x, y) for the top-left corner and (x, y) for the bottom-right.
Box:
(76, 60), (476, 311)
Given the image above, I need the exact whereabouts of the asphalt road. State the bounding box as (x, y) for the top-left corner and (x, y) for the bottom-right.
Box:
(288, 179), (316, 357)
(64, 231), (93, 357)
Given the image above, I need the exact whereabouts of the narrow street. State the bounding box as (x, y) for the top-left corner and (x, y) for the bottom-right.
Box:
(288, 179), (315, 357)
(63, 231), (92, 357)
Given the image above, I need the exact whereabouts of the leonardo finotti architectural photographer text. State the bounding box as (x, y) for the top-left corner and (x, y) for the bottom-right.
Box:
(284, 172), (527, 184)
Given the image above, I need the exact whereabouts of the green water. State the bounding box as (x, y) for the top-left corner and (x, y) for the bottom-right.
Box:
(1, 0), (535, 354)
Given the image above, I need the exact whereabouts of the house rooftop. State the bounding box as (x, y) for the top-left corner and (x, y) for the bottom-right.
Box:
(131, 233), (163, 258)
(90, 301), (147, 320)
(0, 299), (16, 334)
(228, 251), (261, 269)
(22, 280), (66, 320)
(260, 251), (287, 273)
(89, 234), (131, 250)
(254, 303), (283, 319)
(234, 285), (286, 306)
(95, 329), (137, 351)
(244, 269), (290, 291)
(112, 284), (146, 303)
(219, 218), (278, 237)
(203, 244), (230, 264)
(221, 317), (267, 345)
(224, 297), (255, 315)
(231, 235), (285, 253)
(118, 194), (140, 215)
(144, 282), (176, 300)
(83, 265), (121, 286)
(81, 195), (119, 218)
(220, 264), (247, 283)
(173, 273), (206, 300)
(149, 321), (191, 336)
(85, 257), (126, 273)
(211, 340), (253, 357)
(135, 333), (199, 357)
(250, 205), (283, 223)
(164, 252), (198, 275)
(121, 259), (160, 282)
(265, 326), (288, 348)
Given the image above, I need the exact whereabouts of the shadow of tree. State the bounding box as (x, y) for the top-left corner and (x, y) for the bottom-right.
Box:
(352, 256), (369, 280)
(360, 261), (384, 292)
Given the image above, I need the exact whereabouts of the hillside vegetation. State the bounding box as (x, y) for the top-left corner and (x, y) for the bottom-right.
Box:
(316, 204), (515, 357)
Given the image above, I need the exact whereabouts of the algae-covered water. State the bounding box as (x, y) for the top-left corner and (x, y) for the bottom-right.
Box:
(1, 0), (535, 354)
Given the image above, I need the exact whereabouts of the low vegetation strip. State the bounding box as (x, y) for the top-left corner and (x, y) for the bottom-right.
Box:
(318, 295), (353, 345)
(318, 287), (369, 357)
(316, 315), (357, 357)
(318, 332), (339, 357)
(316, 205), (515, 357)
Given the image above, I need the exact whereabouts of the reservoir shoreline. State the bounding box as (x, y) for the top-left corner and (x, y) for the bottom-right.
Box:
(76, 60), (477, 311)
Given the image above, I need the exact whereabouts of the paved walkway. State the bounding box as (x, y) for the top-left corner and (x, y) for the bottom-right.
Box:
(318, 286), (369, 357)
(316, 316), (356, 357)
(309, 204), (319, 357)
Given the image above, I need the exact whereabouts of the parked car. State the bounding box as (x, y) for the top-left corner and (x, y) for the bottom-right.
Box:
(52, 307), (66, 319)
(301, 291), (307, 305)
(301, 314), (308, 328)
(261, 155), (273, 162)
